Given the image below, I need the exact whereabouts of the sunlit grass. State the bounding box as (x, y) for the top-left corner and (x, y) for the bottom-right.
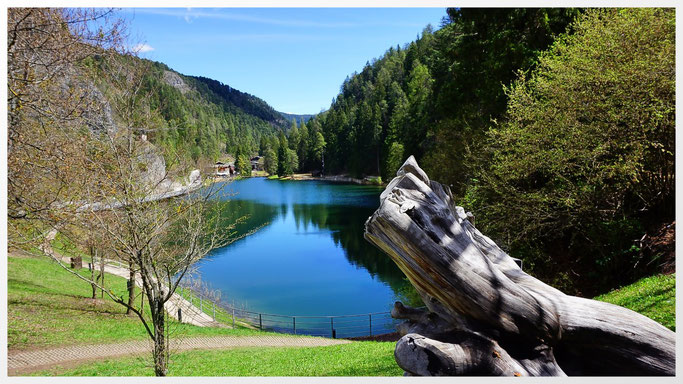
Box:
(7, 254), (265, 350)
(594, 273), (675, 331)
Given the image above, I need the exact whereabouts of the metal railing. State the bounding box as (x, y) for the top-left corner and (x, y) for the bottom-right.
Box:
(177, 283), (398, 338)
(227, 308), (397, 338)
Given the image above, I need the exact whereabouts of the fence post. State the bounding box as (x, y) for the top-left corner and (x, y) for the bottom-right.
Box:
(259, 313), (263, 330)
(200, 297), (203, 313)
(331, 318), (334, 338)
(232, 308), (235, 329)
(369, 314), (372, 336)
(293, 317), (296, 334)
(212, 302), (215, 320)
(178, 307), (182, 323)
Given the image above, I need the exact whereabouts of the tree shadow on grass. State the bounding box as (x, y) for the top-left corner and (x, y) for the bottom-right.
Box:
(8, 292), (125, 316)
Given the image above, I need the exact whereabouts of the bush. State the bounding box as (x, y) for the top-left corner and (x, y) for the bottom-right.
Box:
(470, 8), (675, 295)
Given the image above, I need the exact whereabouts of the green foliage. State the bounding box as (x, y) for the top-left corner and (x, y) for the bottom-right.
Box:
(89, 56), (284, 168)
(470, 8), (675, 294)
(317, 9), (578, 183)
(277, 133), (292, 176)
(384, 142), (404, 179)
(264, 146), (278, 175)
(595, 274), (675, 331)
(287, 148), (299, 174)
(235, 153), (252, 177)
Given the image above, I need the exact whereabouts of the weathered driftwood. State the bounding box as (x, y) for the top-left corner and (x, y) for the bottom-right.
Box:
(364, 156), (675, 376)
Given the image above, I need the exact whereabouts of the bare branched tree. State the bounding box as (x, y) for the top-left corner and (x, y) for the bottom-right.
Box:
(8, 8), (234, 376)
(8, 8), (126, 246)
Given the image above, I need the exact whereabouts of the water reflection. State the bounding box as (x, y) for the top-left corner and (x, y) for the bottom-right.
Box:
(197, 178), (410, 318)
(290, 203), (408, 293)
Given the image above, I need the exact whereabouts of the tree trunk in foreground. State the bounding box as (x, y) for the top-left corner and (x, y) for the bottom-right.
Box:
(364, 156), (675, 376)
(152, 297), (167, 376)
(126, 262), (136, 316)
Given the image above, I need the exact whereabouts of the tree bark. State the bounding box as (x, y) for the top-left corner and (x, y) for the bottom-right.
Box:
(126, 261), (135, 316)
(151, 295), (167, 376)
(364, 156), (675, 376)
(89, 246), (97, 299)
(99, 250), (105, 298)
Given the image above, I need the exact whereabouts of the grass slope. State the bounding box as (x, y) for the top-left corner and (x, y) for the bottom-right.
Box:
(7, 254), (280, 350)
(9, 253), (401, 376)
(594, 273), (675, 331)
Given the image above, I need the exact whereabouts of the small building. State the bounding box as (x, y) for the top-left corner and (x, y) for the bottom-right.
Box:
(250, 156), (264, 172)
(215, 161), (235, 177)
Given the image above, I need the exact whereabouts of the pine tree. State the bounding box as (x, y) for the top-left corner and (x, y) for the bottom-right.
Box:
(277, 133), (291, 176)
(288, 118), (300, 151)
(298, 119), (309, 171)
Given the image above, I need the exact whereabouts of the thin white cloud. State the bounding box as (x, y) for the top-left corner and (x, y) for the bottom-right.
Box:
(133, 43), (155, 53)
(183, 7), (198, 23)
(126, 8), (358, 28)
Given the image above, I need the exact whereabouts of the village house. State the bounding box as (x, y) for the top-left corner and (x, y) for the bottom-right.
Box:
(214, 161), (235, 177)
(250, 156), (264, 172)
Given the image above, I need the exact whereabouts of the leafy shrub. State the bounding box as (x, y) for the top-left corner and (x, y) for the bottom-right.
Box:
(470, 8), (675, 295)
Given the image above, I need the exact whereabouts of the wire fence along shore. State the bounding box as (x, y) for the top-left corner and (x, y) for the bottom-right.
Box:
(76, 251), (399, 338)
(176, 284), (399, 339)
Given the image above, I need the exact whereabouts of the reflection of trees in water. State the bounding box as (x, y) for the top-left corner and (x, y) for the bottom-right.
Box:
(291, 203), (409, 293)
(207, 198), (415, 302)
(207, 200), (280, 244)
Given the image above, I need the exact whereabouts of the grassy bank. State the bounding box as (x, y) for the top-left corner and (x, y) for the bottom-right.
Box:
(9, 252), (401, 376)
(7, 253), (278, 350)
(594, 273), (675, 331)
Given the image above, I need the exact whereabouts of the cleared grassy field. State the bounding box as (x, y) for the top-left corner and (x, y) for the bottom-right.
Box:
(12, 251), (673, 376)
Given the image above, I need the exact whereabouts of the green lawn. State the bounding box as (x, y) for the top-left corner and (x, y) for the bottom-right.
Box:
(594, 273), (675, 331)
(9, 252), (401, 377)
(14, 250), (674, 377)
(7, 254), (274, 350)
(32, 342), (401, 376)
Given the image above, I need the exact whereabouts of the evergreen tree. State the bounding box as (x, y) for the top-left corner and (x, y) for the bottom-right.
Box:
(298, 119), (309, 170)
(288, 118), (299, 151)
(311, 131), (326, 171)
(264, 146), (277, 175)
(277, 132), (291, 176)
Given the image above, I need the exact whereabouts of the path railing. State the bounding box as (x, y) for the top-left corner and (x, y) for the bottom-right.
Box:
(176, 283), (398, 338)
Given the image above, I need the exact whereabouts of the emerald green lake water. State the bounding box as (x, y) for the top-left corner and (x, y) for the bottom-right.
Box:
(196, 177), (408, 336)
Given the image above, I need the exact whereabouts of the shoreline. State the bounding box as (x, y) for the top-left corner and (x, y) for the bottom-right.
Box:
(209, 173), (385, 186)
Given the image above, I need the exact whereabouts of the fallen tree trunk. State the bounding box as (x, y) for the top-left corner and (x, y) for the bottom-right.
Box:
(364, 156), (675, 376)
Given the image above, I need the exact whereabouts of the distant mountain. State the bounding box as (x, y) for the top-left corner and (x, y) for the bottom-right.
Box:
(189, 75), (290, 129)
(280, 112), (316, 125)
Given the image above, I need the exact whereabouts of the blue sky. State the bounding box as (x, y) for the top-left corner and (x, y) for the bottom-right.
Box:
(122, 8), (446, 114)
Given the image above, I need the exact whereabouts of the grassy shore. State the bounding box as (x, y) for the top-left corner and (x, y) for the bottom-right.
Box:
(7, 253), (284, 350)
(9, 252), (401, 376)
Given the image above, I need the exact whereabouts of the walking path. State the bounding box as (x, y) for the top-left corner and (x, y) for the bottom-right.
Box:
(40, 229), (220, 328)
(8, 335), (351, 375)
(74, 256), (221, 328)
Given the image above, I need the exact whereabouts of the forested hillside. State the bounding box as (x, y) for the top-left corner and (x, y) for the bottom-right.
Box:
(84, 55), (298, 167)
(312, 8), (675, 295)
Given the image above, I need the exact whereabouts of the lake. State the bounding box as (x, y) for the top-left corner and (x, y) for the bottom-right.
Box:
(194, 177), (409, 336)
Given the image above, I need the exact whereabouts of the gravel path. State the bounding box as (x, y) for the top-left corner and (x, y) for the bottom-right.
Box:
(8, 335), (351, 375)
